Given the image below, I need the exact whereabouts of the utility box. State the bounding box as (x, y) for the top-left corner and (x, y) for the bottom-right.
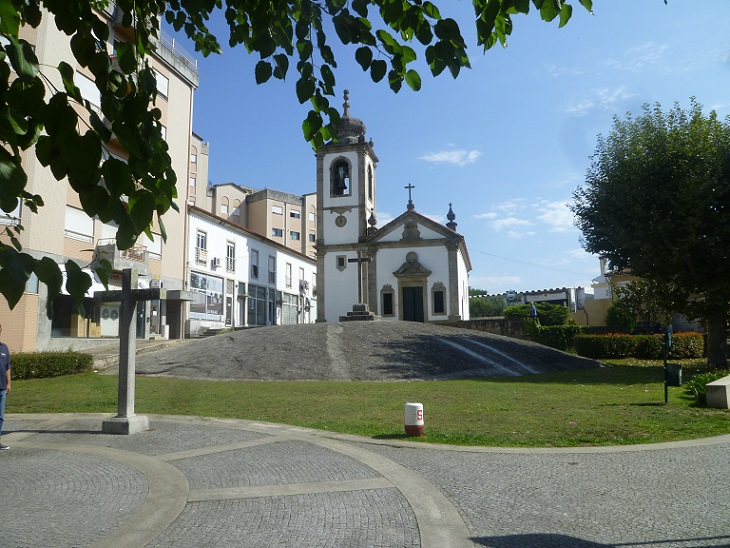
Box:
(665, 363), (682, 387)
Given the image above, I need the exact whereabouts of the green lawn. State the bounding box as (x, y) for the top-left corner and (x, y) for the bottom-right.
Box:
(8, 359), (730, 447)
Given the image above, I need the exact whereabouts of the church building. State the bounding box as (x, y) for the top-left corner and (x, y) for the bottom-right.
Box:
(315, 91), (472, 323)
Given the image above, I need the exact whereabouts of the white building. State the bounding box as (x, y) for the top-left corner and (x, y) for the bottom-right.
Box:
(187, 207), (317, 335)
(316, 91), (471, 322)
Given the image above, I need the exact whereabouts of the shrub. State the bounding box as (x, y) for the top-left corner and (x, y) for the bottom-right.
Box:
(11, 352), (94, 380)
(527, 325), (588, 352)
(503, 303), (568, 326)
(574, 333), (637, 359)
(574, 332), (704, 360)
(684, 369), (730, 405)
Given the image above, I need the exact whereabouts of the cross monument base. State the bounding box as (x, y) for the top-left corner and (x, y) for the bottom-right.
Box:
(102, 415), (150, 435)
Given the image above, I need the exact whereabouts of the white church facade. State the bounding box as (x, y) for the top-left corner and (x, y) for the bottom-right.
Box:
(316, 91), (472, 323)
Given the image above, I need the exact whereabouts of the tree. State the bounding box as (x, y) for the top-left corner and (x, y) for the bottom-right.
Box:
(605, 280), (674, 332)
(0, 0), (594, 314)
(573, 100), (730, 367)
(503, 302), (568, 326)
(469, 295), (504, 318)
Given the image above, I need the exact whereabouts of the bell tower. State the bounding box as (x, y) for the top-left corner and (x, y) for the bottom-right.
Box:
(316, 90), (379, 321)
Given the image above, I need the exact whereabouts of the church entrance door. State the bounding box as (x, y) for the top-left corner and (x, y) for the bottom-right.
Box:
(402, 286), (424, 322)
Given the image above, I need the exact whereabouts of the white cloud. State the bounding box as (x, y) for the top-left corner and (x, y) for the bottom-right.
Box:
(374, 211), (395, 228)
(469, 274), (522, 293)
(491, 217), (532, 232)
(474, 212), (498, 220)
(418, 149), (482, 167)
(535, 201), (574, 232)
(605, 42), (670, 72)
(566, 86), (633, 117)
(545, 64), (587, 78)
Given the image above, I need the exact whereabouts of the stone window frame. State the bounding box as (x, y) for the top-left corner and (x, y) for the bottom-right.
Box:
(432, 281), (447, 316)
(381, 284), (395, 317)
(336, 255), (347, 272)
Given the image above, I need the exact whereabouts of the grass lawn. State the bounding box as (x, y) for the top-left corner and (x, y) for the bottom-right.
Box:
(8, 359), (730, 448)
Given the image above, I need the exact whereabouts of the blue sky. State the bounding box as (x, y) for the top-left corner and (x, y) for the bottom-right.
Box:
(168, 1), (730, 295)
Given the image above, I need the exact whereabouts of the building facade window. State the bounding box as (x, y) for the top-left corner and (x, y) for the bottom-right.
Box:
(290, 231), (300, 240)
(272, 205), (283, 215)
(250, 249), (259, 279)
(308, 233), (316, 243)
(432, 282), (447, 315)
(220, 197), (229, 215)
(285, 263), (292, 288)
(268, 256), (277, 284)
(381, 285), (395, 317)
(153, 69), (169, 99)
(272, 228), (283, 238)
(226, 241), (235, 272)
(195, 230), (207, 265)
(290, 210), (300, 219)
(65, 206), (94, 243)
(190, 271), (224, 318)
(189, 176), (196, 188)
(309, 212), (316, 222)
(190, 151), (197, 164)
(367, 165), (373, 200)
(336, 255), (346, 271)
(248, 284), (268, 326)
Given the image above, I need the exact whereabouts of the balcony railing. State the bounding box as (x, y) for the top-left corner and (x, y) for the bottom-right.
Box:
(226, 257), (235, 272)
(195, 247), (208, 266)
(95, 239), (149, 274)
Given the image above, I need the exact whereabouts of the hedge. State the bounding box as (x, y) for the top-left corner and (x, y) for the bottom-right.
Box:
(527, 324), (588, 352)
(573, 332), (704, 360)
(11, 352), (94, 380)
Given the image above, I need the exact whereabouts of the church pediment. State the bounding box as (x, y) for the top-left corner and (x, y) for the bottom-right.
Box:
(367, 210), (458, 244)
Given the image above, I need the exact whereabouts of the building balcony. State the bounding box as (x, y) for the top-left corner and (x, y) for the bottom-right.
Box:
(95, 239), (149, 274)
(195, 247), (208, 266)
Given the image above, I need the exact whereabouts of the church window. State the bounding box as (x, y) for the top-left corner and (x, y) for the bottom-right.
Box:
(367, 166), (373, 201)
(336, 255), (346, 271)
(432, 282), (447, 315)
(381, 285), (395, 317)
(332, 160), (350, 196)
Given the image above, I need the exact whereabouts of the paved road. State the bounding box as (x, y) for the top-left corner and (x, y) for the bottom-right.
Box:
(3, 413), (730, 547)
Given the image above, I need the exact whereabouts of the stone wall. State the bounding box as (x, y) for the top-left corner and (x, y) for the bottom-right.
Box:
(439, 317), (527, 340)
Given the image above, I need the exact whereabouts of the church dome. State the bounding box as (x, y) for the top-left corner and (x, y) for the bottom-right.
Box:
(334, 89), (367, 144)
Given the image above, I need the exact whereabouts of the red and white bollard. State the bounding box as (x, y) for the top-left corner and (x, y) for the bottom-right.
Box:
(404, 402), (424, 437)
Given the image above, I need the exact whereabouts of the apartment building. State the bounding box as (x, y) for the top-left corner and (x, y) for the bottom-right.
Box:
(187, 206), (317, 335)
(0, 5), (199, 352)
(199, 177), (317, 259)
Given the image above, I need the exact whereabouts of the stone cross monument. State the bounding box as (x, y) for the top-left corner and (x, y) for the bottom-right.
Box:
(94, 268), (166, 434)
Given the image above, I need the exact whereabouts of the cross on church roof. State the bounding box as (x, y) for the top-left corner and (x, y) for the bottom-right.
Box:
(405, 183), (415, 210)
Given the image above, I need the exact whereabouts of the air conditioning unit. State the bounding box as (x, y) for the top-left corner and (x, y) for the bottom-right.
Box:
(212, 257), (221, 268)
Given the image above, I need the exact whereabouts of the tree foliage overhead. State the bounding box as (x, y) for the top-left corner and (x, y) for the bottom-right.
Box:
(0, 0), (594, 315)
(572, 99), (730, 366)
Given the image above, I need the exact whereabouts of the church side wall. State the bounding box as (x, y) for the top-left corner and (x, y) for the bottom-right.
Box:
(323, 250), (360, 321)
(457, 248), (470, 321)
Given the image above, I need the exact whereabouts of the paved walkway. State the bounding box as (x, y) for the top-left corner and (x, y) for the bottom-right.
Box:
(2, 414), (730, 547)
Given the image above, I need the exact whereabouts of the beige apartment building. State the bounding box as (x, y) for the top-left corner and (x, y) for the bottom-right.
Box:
(0, 5), (199, 352)
(197, 175), (318, 260)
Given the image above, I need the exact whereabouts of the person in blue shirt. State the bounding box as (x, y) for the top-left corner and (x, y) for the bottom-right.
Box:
(0, 324), (11, 450)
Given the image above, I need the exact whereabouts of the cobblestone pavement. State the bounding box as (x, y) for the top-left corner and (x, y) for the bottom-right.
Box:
(2, 413), (730, 548)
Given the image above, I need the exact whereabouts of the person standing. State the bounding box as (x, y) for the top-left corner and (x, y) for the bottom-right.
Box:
(0, 324), (11, 450)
